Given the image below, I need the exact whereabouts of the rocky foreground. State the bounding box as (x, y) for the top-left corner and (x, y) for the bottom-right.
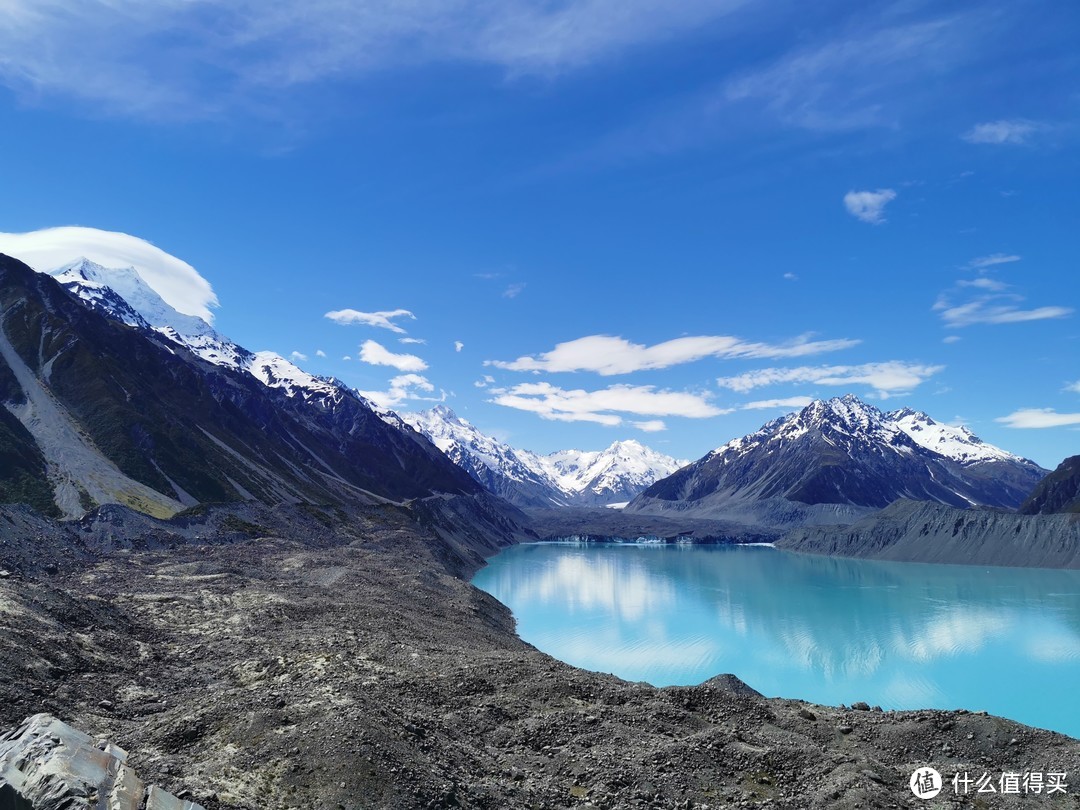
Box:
(0, 500), (1077, 809)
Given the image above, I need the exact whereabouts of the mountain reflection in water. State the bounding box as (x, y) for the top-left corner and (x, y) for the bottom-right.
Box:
(472, 543), (1080, 737)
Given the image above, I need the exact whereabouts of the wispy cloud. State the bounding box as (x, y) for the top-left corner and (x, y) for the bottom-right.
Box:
(742, 396), (814, 410)
(0, 226), (218, 321)
(0, 0), (750, 120)
(961, 119), (1041, 145)
(1067, 380), (1080, 394)
(358, 339), (427, 372)
(716, 361), (944, 398)
(934, 288), (1072, 328)
(503, 282), (527, 299)
(489, 382), (726, 426)
(454, 340), (465, 352)
(315, 349), (326, 357)
(844, 189), (896, 224)
(967, 253), (1021, 270)
(399, 337), (426, 345)
(995, 408), (1080, 429)
(290, 351), (308, 362)
(631, 419), (667, 432)
(957, 277), (1007, 292)
(358, 373), (442, 410)
(325, 308), (416, 333)
(488, 333), (859, 376)
(723, 15), (972, 132)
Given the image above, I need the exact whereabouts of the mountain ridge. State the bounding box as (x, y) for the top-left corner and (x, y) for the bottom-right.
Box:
(0, 252), (481, 518)
(631, 394), (1046, 517)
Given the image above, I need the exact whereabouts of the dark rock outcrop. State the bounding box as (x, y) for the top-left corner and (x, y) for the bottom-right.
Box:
(1020, 454), (1080, 515)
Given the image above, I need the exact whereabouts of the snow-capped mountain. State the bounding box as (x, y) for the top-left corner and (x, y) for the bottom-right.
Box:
(632, 395), (1047, 513)
(401, 406), (564, 508)
(521, 440), (687, 507)
(49, 258), (354, 411)
(51, 259), (252, 370)
(402, 406), (686, 508)
(0, 253), (481, 518)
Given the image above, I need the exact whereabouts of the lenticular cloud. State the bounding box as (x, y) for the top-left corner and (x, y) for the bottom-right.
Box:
(0, 226), (219, 322)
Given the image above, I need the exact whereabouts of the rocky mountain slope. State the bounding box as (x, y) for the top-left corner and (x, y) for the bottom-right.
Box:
(2, 500), (1075, 809)
(0, 253), (480, 518)
(779, 498), (1080, 569)
(1020, 454), (1080, 515)
(402, 405), (685, 507)
(630, 395), (1046, 517)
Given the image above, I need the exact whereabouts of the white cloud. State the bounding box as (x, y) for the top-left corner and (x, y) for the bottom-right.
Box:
(995, 408), (1080, 429)
(473, 375), (496, 389)
(358, 339), (427, 372)
(742, 396), (814, 410)
(631, 420), (667, 432)
(399, 337), (426, 344)
(358, 373), (441, 410)
(942, 335), (962, 344)
(961, 119), (1039, 145)
(325, 308), (416, 333)
(0, 226), (218, 321)
(716, 361), (944, 398)
(843, 189), (896, 224)
(783, 272), (798, 281)
(487, 333), (859, 376)
(290, 351), (308, 362)
(503, 282), (527, 299)
(489, 382), (726, 426)
(0, 0), (748, 120)
(934, 297), (1072, 328)
(1066, 381), (1080, 394)
(315, 349), (326, 357)
(454, 340), (464, 352)
(968, 253), (1021, 270)
(342, 355), (352, 361)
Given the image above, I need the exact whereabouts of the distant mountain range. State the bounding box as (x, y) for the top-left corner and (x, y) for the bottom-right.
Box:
(630, 394), (1047, 518)
(0, 252), (1060, 538)
(0, 254), (481, 519)
(401, 405), (686, 508)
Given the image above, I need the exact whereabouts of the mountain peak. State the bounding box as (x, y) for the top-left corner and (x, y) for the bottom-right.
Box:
(653, 398), (1046, 511)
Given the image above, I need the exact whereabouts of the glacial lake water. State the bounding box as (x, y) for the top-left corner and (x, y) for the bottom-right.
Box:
(472, 543), (1080, 739)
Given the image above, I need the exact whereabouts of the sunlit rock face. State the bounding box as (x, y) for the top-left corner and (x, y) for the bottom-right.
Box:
(0, 714), (204, 810)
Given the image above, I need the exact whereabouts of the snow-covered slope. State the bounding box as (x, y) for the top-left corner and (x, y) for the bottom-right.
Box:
(632, 395), (1047, 513)
(401, 406), (564, 507)
(520, 440), (687, 507)
(48, 258), (357, 411)
(51, 259), (252, 370)
(402, 406), (686, 508)
(887, 407), (1028, 465)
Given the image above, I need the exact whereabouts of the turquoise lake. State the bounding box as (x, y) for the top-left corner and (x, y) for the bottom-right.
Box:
(472, 543), (1080, 739)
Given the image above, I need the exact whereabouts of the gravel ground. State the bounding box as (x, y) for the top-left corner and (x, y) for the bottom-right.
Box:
(0, 500), (1077, 809)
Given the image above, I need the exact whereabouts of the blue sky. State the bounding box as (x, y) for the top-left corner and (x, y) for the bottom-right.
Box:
(0, 0), (1077, 467)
